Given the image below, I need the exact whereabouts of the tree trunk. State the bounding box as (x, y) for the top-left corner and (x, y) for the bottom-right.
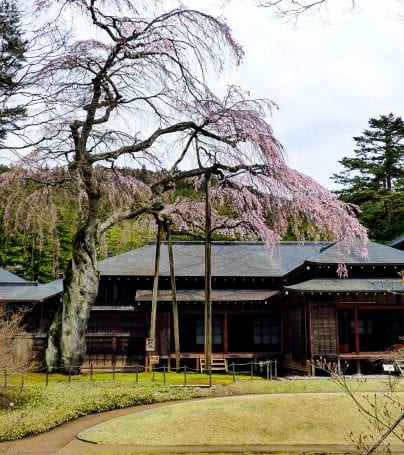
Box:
(46, 220), (100, 374)
(45, 306), (62, 371)
(46, 162), (102, 374)
(204, 173), (212, 374)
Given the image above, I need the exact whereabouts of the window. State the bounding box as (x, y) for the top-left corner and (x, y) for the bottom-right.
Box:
(253, 316), (279, 345)
(351, 319), (373, 335)
(196, 317), (204, 345)
(195, 316), (222, 345)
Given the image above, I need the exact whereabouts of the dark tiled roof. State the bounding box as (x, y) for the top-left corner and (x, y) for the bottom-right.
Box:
(285, 278), (404, 293)
(0, 267), (27, 284)
(135, 289), (279, 302)
(308, 241), (404, 265)
(0, 279), (63, 303)
(388, 236), (404, 251)
(99, 241), (331, 278)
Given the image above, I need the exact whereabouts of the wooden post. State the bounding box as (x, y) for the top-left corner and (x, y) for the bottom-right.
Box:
(354, 308), (360, 355)
(223, 311), (228, 354)
(204, 173), (212, 375)
(167, 222), (181, 372)
(147, 220), (163, 371)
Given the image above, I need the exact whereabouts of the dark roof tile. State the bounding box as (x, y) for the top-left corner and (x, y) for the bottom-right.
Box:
(99, 241), (331, 278)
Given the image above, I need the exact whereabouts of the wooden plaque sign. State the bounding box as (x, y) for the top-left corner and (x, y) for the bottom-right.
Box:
(145, 338), (155, 352)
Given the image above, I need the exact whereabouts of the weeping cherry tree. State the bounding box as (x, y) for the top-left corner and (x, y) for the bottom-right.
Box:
(0, 0), (367, 373)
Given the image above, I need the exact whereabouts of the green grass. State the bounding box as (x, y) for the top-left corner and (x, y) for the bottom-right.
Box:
(0, 375), (402, 442)
(0, 381), (197, 440)
(78, 393), (404, 446)
(2, 371), (262, 387)
(213, 376), (404, 394)
(3, 371), (402, 392)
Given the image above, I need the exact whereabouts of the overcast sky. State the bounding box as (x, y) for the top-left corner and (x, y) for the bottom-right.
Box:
(185, 0), (404, 189)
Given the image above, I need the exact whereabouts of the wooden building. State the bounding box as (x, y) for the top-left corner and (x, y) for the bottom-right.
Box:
(0, 269), (61, 359)
(1, 240), (403, 375)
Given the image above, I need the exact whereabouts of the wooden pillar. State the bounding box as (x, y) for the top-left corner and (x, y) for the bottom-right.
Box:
(112, 336), (117, 366)
(147, 220), (163, 371)
(354, 307), (360, 355)
(167, 222), (181, 372)
(223, 311), (228, 354)
(204, 173), (212, 373)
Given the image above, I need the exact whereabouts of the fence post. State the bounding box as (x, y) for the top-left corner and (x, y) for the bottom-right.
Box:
(163, 365), (166, 385)
(250, 361), (254, 380)
(274, 359), (278, 379)
(112, 362), (116, 381)
(184, 365), (187, 386)
(46, 367), (49, 386)
(90, 362), (93, 381)
(270, 360), (273, 380)
(152, 363), (155, 382)
(135, 363), (139, 384)
(209, 369), (212, 387)
(266, 360), (269, 380)
(232, 362), (236, 382)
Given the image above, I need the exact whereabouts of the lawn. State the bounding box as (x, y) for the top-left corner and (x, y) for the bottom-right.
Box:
(0, 374), (402, 441)
(77, 393), (404, 446)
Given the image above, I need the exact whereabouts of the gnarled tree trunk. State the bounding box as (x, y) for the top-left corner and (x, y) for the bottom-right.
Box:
(46, 163), (102, 374)
(46, 219), (100, 374)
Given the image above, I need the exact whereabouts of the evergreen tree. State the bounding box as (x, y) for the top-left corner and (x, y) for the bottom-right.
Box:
(0, 0), (26, 141)
(332, 114), (404, 242)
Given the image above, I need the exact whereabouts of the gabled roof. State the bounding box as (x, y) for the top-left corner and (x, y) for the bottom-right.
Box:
(98, 241), (332, 278)
(285, 278), (403, 293)
(307, 241), (404, 265)
(0, 267), (28, 284)
(0, 279), (63, 303)
(388, 236), (404, 251)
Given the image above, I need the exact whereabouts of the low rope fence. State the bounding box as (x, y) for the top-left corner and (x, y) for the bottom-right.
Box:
(1, 360), (278, 388)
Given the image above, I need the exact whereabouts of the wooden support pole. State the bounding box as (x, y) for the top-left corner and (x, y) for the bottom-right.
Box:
(167, 222), (181, 372)
(354, 308), (360, 355)
(204, 173), (212, 375)
(223, 311), (228, 354)
(148, 220), (163, 371)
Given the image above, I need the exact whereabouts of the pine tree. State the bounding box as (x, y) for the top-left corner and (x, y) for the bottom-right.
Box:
(332, 114), (404, 242)
(0, 0), (26, 141)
